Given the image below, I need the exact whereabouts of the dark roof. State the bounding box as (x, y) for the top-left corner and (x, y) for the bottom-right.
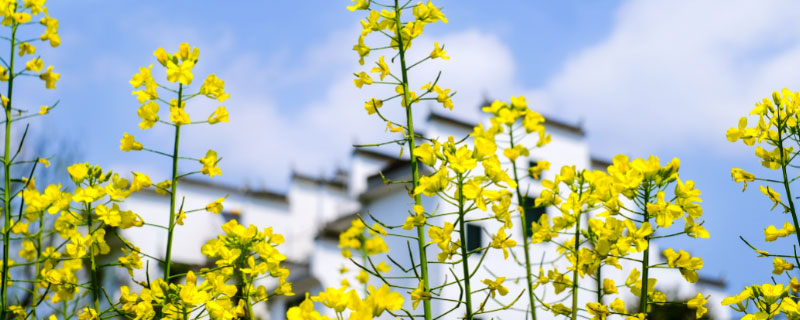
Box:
(428, 110), (585, 136)
(316, 212), (359, 241)
(352, 148), (404, 161)
(179, 177), (288, 203)
(696, 276), (726, 288)
(291, 171), (347, 190)
(590, 156), (612, 170)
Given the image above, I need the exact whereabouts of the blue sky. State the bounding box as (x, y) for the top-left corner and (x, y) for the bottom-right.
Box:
(18, 0), (800, 300)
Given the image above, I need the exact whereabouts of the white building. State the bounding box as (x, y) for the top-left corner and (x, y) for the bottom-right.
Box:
(121, 106), (730, 319)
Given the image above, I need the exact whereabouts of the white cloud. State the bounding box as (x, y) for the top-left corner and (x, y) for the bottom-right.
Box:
(177, 28), (521, 188)
(529, 0), (800, 157)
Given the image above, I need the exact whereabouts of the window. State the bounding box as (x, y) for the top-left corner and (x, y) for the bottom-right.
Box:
(285, 294), (305, 311)
(221, 209), (242, 222)
(521, 196), (546, 238)
(529, 160), (543, 180)
(466, 223), (482, 253)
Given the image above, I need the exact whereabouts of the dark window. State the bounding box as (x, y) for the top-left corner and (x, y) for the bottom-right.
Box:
(466, 223), (482, 252)
(529, 160), (542, 180)
(522, 196), (546, 238)
(221, 209), (241, 222)
(285, 294), (305, 311)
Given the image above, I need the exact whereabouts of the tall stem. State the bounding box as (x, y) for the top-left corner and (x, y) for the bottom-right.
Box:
(236, 255), (255, 320)
(456, 174), (473, 319)
(87, 201), (100, 311)
(392, 2), (431, 319)
(31, 212), (43, 319)
(596, 264), (602, 303)
(163, 84), (183, 281)
(639, 186), (652, 315)
(570, 177), (585, 320)
(776, 114), (800, 248)
(0, 21), (17, 320)
(570, 204), (581, 320)
(506, 124), (537, 319)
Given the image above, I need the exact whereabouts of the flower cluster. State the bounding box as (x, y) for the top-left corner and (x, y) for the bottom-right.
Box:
(725, 89), (800, 319)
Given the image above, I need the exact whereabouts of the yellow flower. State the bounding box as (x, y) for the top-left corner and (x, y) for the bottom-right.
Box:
(120, 133), (143, 152)
(130, 64), (154, 88)
(208, 106), (229, 124)
(413, 1), (448, 23)
(686, 293), (708, 319)
(414, 168), (449, 196)
(490, 227), (516, 259)
(67, 163), (89, 184)
(760, 185), (783, 211)
(402, 205), (426, 230)
(721, 288), (751, 308)
(356, 269), (369, 284)
(176, 42), (200, 63)
(482, 277), (509, 297)
(410, 280), (431, 310)
(286, 293), (322, 320)
(370, 56), (390, 80)
(429, 41), (449, 60)
(610, 298), (626, 313)
(77, 308), (98, 320)
(153, 47), (169, 66)
(394, 84), (419, 107)
(169, 105), (191, 125)
(137, 101), (159, 129)
(364, 98), (383, 115)
(447, 145), (477, 173)
(18, 42), (34, 56)
(25, 57), (43, 72)
(353, 35), (370, 65)
(366, 284), (404, 316)
(503, 144), (529, 162)
(529, 160), (551, 180)
(764, 222), (795, 242)
(772, 257), (794, 275)
(205, 197), (225, 214)
(731, 168), (755, 191)
(37, 157), (50, 167)
(551, 303), (572, 316)
(603, 278), (618, 294)
(39, 66), (59, 89)
(421, 83), (453, 110)
(346, 0), (369, 11)
(586, 302), (609, 320)
(353, 71), (373, 88)
(199, 74), (230, 102)
(428, 222), (454, 250)
(312, 287), (354, 313)
(200, 150), (222, 177)
(166, 60), (195, 85)
(39, 12), (61, 47)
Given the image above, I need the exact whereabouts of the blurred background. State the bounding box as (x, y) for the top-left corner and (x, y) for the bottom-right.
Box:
(19, 0), (800, 299)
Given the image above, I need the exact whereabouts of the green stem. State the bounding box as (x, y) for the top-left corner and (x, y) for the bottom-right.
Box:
(236, 255), (255, 320)
(392, 2), (432, 320)
(507, 124), (538, 320)
(361, 245), (369, 296)
(596, 264), (602, 303)
(31, 211), (43, 319)
(163, 84), (183, 281)
(456, 174), (473, 320)
(87, 202), (100, 312)
(570, 175), (586, 320)
(777, 114), (800, 249)
(639, 186), (652, 315)
(0, 21), (17, 320)
(570, 204), (581, 320)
